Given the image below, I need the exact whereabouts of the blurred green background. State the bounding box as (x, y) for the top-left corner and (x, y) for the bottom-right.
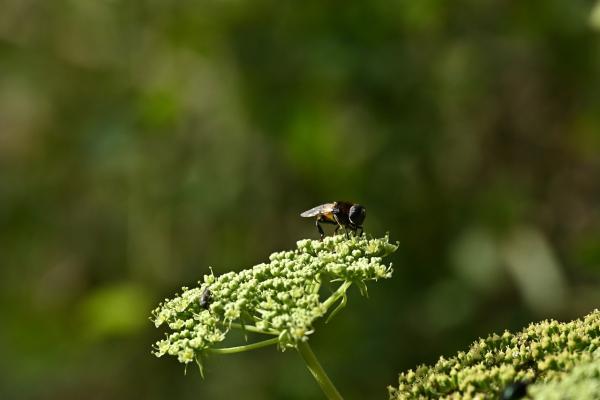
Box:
(1, 1), (600, 399)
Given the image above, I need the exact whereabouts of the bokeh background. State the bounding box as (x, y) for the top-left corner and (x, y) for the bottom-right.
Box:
(2, 1), (600, 399)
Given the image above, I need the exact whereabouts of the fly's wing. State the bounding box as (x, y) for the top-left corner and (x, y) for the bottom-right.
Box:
(300, 203), (335, 217)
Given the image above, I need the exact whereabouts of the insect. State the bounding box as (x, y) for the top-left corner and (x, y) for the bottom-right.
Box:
(199, 288), (212, 310)
(300, 201), (366, 240)
(499, 381), (529, 400)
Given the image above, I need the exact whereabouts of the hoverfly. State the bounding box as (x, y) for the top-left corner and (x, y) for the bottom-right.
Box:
(300, 201), (366, 240)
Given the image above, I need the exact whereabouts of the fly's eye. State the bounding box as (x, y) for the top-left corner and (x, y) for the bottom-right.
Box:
(349, 205), (366, 226)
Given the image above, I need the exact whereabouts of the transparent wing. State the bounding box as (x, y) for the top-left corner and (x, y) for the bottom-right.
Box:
(300, 203), (335, 217)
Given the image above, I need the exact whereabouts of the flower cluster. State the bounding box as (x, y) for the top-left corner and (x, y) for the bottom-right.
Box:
(388, 310), (600, 400)
(529, 350), (600, 400)
(152, 234), (397, 365)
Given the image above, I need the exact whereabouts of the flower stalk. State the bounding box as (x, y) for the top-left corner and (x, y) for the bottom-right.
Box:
(297, 340), (343, 400)
(151, 234), (397, 398)
(208, 337), (280, 355)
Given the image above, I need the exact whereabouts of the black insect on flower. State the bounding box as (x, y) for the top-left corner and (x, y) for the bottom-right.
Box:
(199, 288), (212, 310)
(500, 380), (529, 400)
(300, 201), (366, 240)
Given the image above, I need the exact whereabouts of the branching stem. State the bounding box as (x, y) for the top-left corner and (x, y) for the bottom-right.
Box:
(211, 281), (351, 398)
(229, 322), (279, 335)
(207, 337), (279, 355)
(322, 281), (352, 311)
(297, 340), (343, 400)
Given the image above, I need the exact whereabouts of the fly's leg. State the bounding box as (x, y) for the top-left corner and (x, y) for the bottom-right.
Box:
(332, 214), (347, 238)
(316, 218), (325, 240)
(334, 225), (347, 238)
(357, 227), (364, 236)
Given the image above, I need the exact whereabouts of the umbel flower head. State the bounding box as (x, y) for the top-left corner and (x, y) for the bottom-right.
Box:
(151, 234), (397, 366)
(388, 309), (600, 400)
(528, 350), (600, 400)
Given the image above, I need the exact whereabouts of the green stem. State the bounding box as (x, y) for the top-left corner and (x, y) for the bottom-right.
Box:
(322, 281), (352, 311)
(297, 341), (343, 400)
(207, 337), (279, 355)
(229, 322), (279, 335)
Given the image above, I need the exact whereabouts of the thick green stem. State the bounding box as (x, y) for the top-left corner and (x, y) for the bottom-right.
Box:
(297, 341), (343, 400)
(207, 337), (279, 355)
